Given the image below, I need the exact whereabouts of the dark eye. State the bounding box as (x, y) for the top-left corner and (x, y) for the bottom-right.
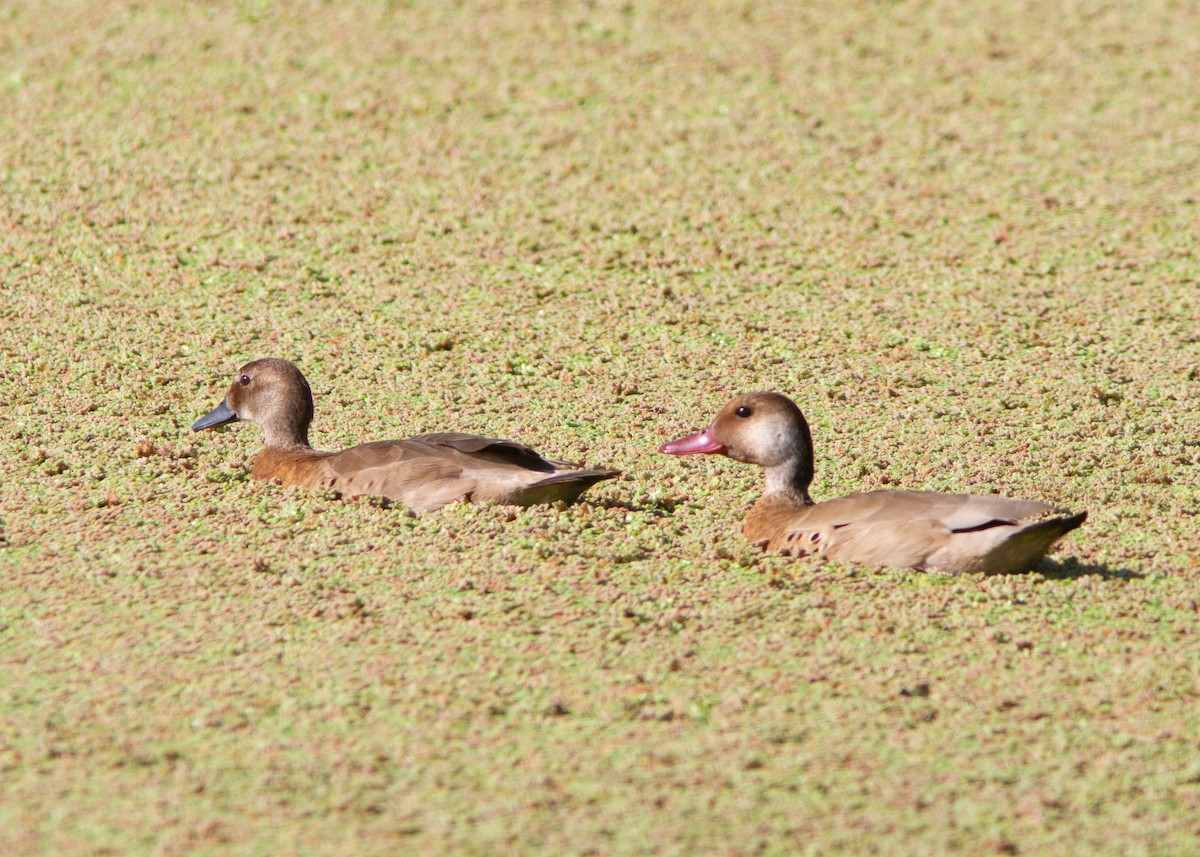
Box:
(238, 374), (251, 386)
(734, 405), (752, 418)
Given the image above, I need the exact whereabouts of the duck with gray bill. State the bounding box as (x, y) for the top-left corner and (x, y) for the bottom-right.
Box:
(193, 358), (619, 513)
(660, 392), (1086, 575)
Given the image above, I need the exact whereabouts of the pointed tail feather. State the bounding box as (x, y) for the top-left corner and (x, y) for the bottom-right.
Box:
(512, 469), (621, 505)
(982, 510), (1087, 574)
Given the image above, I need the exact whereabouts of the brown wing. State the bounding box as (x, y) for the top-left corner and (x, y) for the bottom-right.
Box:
(323, 435), (614, 512)
(410, 433), (617, 504)
(323, 440), (475, 512)
(409, 433), (561, 471)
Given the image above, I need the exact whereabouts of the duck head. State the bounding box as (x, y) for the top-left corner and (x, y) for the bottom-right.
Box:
(192, 358), (314, 449)
(659, 392), (815, 503)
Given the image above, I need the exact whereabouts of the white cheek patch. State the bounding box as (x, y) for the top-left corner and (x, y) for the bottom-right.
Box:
(737, 421), (791, 466)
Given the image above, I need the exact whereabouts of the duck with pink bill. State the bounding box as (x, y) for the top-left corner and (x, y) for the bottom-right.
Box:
(660, 392), (1086, 575)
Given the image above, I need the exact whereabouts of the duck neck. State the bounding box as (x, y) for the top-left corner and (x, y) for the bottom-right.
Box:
(260, 420), (312, 451)
(255, 380), (316, 450)
(763, 455), (814, 505)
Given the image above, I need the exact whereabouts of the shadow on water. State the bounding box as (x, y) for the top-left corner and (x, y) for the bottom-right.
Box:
(590, 497), (683, 515)
(1036, 557), (1144, 581)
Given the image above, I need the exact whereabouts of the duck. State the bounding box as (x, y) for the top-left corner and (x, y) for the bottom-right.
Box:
(659, 392), (1086, 575)
(192, 358), (619, 513)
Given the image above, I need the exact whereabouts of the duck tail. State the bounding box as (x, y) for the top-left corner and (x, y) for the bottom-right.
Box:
(986, 510), (1088, 574)
(516, 469), (621, 505)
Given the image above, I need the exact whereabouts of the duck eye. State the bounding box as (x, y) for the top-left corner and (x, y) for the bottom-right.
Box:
(734, 405), (752, 418)
(238, 374), (251, 386)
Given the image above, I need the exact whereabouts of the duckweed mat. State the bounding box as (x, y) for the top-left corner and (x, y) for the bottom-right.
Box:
(1, 1), (1198, 854)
